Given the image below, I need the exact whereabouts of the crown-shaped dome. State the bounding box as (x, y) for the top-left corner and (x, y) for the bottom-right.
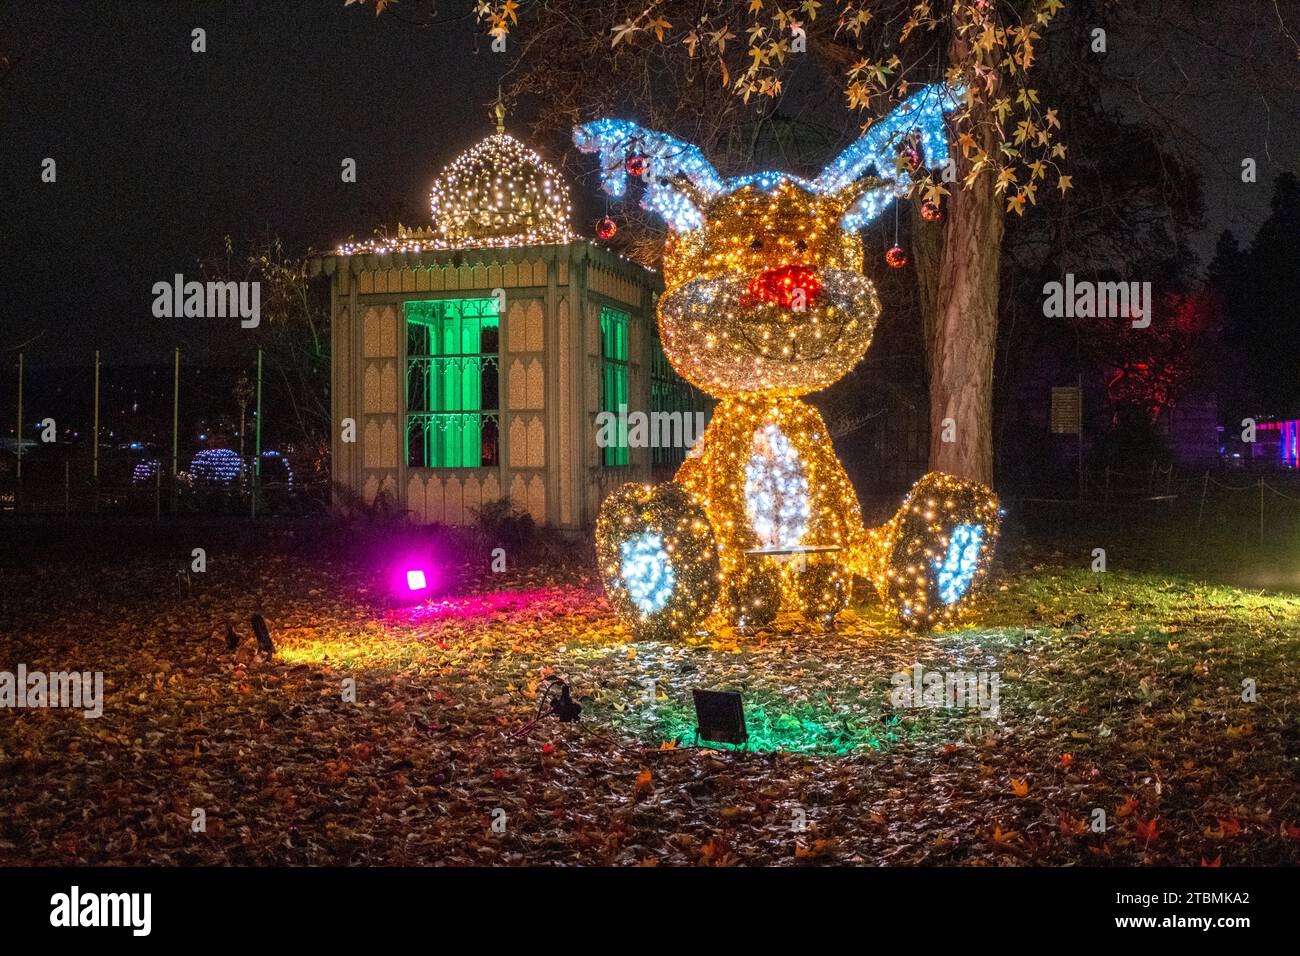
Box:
(429, 132), (573, 248)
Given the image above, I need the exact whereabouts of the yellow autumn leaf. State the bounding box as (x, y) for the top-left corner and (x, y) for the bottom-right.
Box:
(991, 824), (1020, 844)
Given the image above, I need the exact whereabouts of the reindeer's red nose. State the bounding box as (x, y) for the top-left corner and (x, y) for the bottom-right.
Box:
(745, 264), (821, 310)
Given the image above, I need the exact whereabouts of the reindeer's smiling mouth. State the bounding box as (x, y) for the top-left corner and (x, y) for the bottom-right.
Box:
(659, 268), (881, 397)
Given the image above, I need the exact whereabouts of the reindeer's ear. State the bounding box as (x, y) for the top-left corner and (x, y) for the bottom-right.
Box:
(644, 174), (711, 232)
(829, 174), (894, 215)
(834, 175), (909, 232)
(573, 119), (721, 232)
(814, 82), (964, 230)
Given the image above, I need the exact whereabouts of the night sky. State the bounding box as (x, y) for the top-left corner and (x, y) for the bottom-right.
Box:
(1, 1), (1297, 369)
(1, 1), (505, 367)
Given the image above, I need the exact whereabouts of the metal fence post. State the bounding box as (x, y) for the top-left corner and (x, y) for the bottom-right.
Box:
(1197, 471), (1209, 528)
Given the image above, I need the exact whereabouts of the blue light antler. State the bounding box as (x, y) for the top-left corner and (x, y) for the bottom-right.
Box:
(574, 82), (965, 233)
(816, 82), (966, 230)
(573, 119), (725, 231)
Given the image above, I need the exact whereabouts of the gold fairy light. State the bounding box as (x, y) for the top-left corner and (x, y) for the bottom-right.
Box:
(674, 397), (863, 626)
(659, 181), (881, 397)
(854, 472), (1002, 629)
(592, 173), (1002, 635)
(596, 483), (721, 641)
(582, 92), (1000, 636)
(337, 129), (573, 255)
(429, 133), (573, 248)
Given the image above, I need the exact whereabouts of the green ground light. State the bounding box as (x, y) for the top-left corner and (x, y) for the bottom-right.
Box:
(636, 695), (903, 754)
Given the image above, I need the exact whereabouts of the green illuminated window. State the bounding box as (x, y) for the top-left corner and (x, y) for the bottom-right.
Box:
(405, 298), (499, 469)
(600, 306), (630, 466)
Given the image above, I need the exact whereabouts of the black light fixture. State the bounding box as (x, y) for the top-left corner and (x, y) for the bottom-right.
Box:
(538, 675), (582, 723)
(692, 689), (748, 747)
(551, 681), (582, 722)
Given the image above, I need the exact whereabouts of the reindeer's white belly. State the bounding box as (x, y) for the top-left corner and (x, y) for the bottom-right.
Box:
(744, 423), (810, 549)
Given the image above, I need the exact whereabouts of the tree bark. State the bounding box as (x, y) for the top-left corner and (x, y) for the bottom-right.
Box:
(910, 203), (943, 390)
(929, 171), (1002, 484)
(928, 26), (1004, 487)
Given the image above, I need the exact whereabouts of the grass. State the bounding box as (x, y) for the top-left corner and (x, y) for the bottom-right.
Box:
(1, 513), (1298, 865)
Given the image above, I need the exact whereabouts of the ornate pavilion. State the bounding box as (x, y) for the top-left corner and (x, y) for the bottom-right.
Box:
(309, 111), (702, 528)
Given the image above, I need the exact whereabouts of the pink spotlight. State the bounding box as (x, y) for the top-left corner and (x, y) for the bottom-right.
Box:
(406, 569), (428, 592)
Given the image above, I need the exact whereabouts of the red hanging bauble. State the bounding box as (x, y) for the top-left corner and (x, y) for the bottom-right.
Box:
(900, 130), (926, 172)
(920, 200), (943, 221)
(596, 216), (618, 240)
(625, 153), (649, 178)
(885, 245), (908, 269)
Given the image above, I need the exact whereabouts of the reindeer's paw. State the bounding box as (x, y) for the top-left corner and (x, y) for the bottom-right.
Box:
(873, 471), (1001, 628)
(596, 483), (720, 640)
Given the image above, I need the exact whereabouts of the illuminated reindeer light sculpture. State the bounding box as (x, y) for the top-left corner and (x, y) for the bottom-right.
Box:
(575, 84), (1000, 638)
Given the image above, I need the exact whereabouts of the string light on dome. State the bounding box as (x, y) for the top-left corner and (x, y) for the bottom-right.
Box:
(337, 129), (573, 255)
(429, 133), (573, 247)
(132, 459), (160, 484)
(260, 449), (294, 486)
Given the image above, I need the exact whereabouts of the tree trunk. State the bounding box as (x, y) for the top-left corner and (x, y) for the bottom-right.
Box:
(928, 25), (1004, 487)
(911, 204), (943, 389)
(929, 172), (1002, 484)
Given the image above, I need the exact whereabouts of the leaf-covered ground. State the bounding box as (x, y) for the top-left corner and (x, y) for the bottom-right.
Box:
(2, 524), (1299, 866)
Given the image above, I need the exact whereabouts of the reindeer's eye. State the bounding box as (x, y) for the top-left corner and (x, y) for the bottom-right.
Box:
(750, 238), (764, 251)
(795, 239), (808, 252)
